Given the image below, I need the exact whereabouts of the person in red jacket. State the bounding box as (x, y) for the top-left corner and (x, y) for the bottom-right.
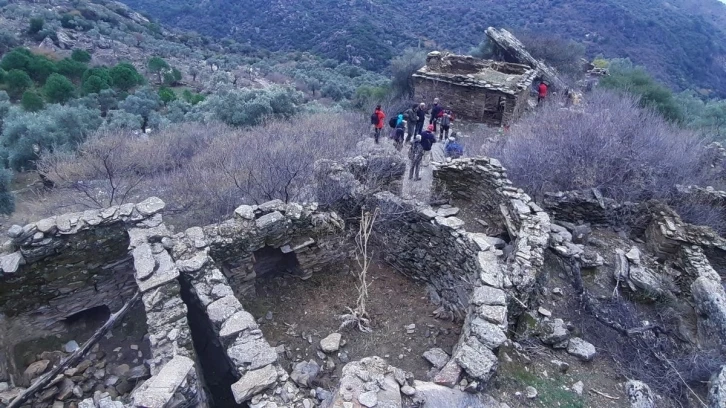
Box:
(538, 81), (548, 105)
(373, 105), (386, 144)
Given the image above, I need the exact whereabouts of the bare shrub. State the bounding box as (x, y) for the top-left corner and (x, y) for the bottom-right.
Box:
(37, 113), (369, 226)
(486, 90), (726, 230)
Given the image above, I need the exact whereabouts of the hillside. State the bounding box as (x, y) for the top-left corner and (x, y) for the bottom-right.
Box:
(117, 0), (726, 96)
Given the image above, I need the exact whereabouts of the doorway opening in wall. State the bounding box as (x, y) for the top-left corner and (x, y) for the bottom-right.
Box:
(252, 246), (302, 279)
(63, 305), (111, 330)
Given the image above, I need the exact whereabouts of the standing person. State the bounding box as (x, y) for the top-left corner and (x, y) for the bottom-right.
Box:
(430, 98), (443, 132)
(439, 108), (453, 140)
(420, 124), (436, 167)
(394, 120), (406, 151)
(408, 134), (424, 181)
(404, 104), (417, 142)
(415, 102), (426, 137)
(372, 105), (386, 143)
(538, 81), (548, 105)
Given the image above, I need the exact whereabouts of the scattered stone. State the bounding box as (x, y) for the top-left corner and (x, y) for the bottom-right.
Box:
(401, 385), (416, 396)
(433, 359), (462, 388)
(537, 307), (552, 317)
(550, 360), (569, 373)
(320, 333), (342, 353)
(566, 337), (597, 361)
(625, 380), (655, 408)
(291, 360), (320, 387)
(64, 340), (80, 353)
(422, 348), (450, 369)
(352, 389), (378, 408)
(572, 381), (584, 396)
(552, 287), (563, 296)
(539, 318), (569, 345)
(24, 359), (50, 381)
(265, 311), (273, 321)
(525, 386), (538, 399)
(230, 364), (278, 403)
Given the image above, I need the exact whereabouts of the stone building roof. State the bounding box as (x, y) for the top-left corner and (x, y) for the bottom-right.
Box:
(412, 52), (537, 96)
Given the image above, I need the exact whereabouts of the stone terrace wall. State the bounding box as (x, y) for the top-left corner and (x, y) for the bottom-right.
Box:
(433, 158), (551, 313)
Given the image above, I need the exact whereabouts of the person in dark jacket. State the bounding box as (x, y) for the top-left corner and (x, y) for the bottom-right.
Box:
(415, 103), (426, 137)
(439, 108), (453, 140)
(420, 124), (436, 167)
(445, 135), (464, 159)
(404, 104), (417, 142)
(430, 98), (444, 132)
(408, 134), (424, 181)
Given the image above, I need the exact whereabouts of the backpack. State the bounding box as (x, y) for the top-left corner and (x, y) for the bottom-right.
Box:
(371, 113), (379, 126)
(389, 117), (397, 129)
(441, 114), (451, 127)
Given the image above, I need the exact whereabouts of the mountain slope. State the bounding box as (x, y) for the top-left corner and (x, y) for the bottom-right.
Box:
(117, 0), (726, 96)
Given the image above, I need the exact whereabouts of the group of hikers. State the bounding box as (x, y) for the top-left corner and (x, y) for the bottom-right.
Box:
(371, 98), (464, 181)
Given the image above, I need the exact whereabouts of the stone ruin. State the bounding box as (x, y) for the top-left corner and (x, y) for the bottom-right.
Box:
(412, 52), (536, 127)
(1, 152), (726, 408)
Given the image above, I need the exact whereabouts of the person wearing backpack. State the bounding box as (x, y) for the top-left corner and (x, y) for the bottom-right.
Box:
(394, 120), (406, 151)
(420, 124), (437, 167)
(371, 105), (386, 144)
(439, 108), (454, 140)
(404, 104), (417, 142)
(408, 134), (424, 181)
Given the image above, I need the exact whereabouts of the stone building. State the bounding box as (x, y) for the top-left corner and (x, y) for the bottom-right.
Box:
(412, 51), (537, 126)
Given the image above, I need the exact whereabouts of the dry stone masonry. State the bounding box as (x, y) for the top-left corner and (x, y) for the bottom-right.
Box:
(6, 153), (726, 407)
(413, 52), (536, 126)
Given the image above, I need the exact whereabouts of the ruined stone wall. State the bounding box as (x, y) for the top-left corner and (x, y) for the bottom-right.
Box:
(433, 158), (551, 313)
(198, 200), (347, 299)
(413, 78), (516, 126)
(0, 198), (206, 407)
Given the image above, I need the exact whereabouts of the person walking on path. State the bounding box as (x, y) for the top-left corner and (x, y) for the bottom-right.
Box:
(408, 134), (424, 181)
(420, 124), (436, 167)
(404, 104), (417, 142)
(415, 102), (426, 137)
(538, 81), (548, 105)
(430, 98), (444, 132)
(372, 105), (386, 143)
(439, 108), (453, 140)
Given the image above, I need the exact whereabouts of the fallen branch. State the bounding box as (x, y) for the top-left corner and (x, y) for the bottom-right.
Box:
(8, 291), (141, 408)
(589, 388), (619, 400)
